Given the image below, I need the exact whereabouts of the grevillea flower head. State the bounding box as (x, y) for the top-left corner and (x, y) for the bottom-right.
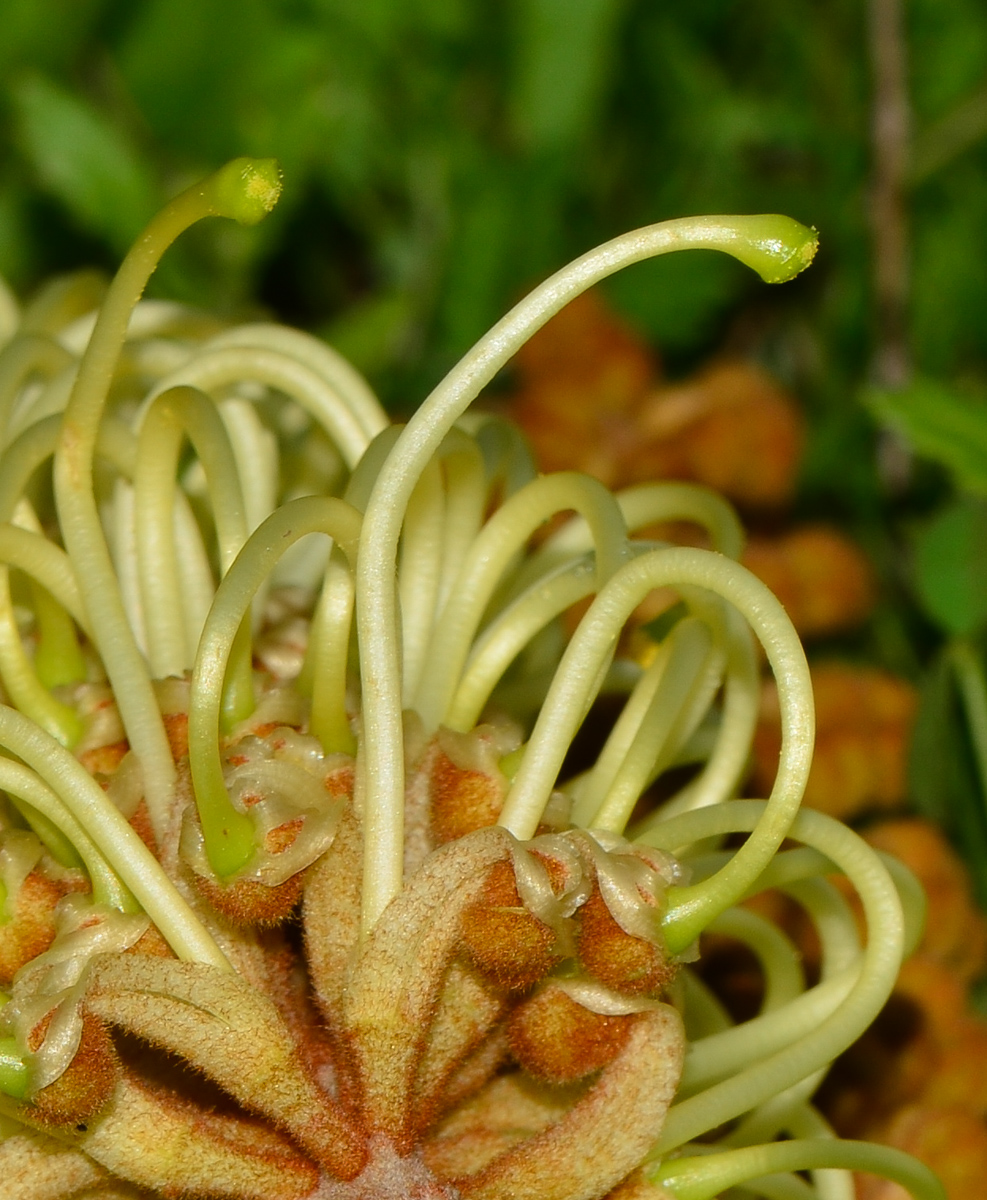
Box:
(0, 160), (944, 1200)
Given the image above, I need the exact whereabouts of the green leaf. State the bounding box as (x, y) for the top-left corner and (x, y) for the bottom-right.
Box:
(910, 649), (958, 827)
(118, 0), (274, 155)
(12, 75), (159, 254)
(910, 645), (987, 908)
(511, 0), (626, 148)
(0, 0), (104, 75)
(438, 175), (514, 356)
(912, 496), (987, 636)
(864, 376), (987, 496)
(0, 187), (32, 288)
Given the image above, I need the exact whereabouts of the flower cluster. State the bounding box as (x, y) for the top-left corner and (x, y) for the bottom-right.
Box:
(0, 160), (943, 1200)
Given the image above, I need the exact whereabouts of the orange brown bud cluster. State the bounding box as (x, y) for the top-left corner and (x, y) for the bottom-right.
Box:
(0, 870), (87, 986)
(507, 983), (633, 1084)
(631, 363), (804, 509)
(459, 859), (563, 991)
(505, 292), (804, 509)
(576, 887), (675, 997)
(431, 750), (508, 844)
(741, 526), (877, 639)
(456, 832), (678, 1092)
(25, 1009), (119, 1129)
(191, 862), (309, 928)
(427, 724), (522, 845)
(508, 291), (655, 488)
(752, 663), (917, 822)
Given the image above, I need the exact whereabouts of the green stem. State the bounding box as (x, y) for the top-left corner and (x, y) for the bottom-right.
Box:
(134, 384), (249, 678)
(433, 431), (488, 615)
(0, 524), (90, 631)
(307, 550), (356, 755)
(7, 794), (84, 870)
(950, 638), (987, 804)
(0, 1038), (28, 1100)
(413, 471), (629, 731)
(0, 757), (132, 910)
(188, 496), (361, 879)
(142, 344), (372, 468)
(357, 212), (816, 933)
(52, 159), (281, 842)
(445, 555), (595, 732)
(344, 425), (405, 513)
(649, 847), (859, 1097)
(652, 1139), (945, 1200)
(583, 616), (715, 832)
(169, 489), (218, 668)
(705, 907), (805, 1013)
(206, 322), (388, 439)
(0, 333), (73, 444)
(722, 1077), (828, 1150)
(498, 547), (812, 956)
(511, 480), (745, 603)
(398, 457), (445, 706)
(212, 397), (277, 632)
(462, 411), (538, 499)
(0, 412), (136, 527)
(0, 566), (81, 747)
(649, 608), (759, 819)
(30, 581), (86, 689)
(393, 427), (488, 708)
(642, 803), (902, 1152)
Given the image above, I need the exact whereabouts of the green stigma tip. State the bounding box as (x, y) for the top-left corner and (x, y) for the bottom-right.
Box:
(209, 157), (283, 227)
(726, 214), (819, 284)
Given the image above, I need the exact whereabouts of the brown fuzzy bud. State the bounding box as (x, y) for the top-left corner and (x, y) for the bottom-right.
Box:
(193, 868), (307, 928)
(182, 802), (307, 927)
(431, 753), (506, 843)
(0, 872), (80, 987)
(127, 924), (175, 958)
(460, 861), (560, 991)
(77, 740), (129, 778)
(429, 723), (521, 843)
(26, 1009), (119, 1129)
(577, 887), (674, 996)
(507, 983), (632, 1084)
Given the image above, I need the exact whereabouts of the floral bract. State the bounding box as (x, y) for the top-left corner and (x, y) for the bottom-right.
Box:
(0, 160), (943, 1200)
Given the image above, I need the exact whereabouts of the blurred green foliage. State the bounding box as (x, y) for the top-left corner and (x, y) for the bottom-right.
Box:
(0, 0), (984, 408)
(876, 374), (987, 889)
(2, 3), (987, 638)
(867, 378), (987, 499)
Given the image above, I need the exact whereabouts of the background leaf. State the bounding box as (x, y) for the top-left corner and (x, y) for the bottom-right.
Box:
(912, 496), (987, 636)
(865, 378), (987, 496)
(12, 74), (160, 254)
(510, 0), (626, 148)
(910, 646), (987, 907)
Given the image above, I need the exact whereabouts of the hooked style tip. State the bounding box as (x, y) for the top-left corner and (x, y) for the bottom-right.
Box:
(727, 214), (819, 284)
(209, 157), (284, 227)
